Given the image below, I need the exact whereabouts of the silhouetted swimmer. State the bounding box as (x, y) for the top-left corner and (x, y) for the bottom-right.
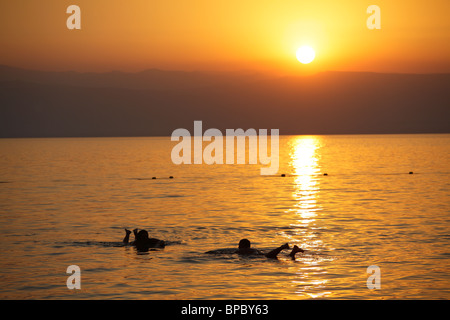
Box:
(237, 239), (289, 259)
(123, 228), (165, 251)
(409, 172), (414, 174)
(152, 177), (156, 179)
(169, 176), (174, 179)
(323, 173), (328, 176)
(281, 174), (286, 177)
(206, 239), (302, 260)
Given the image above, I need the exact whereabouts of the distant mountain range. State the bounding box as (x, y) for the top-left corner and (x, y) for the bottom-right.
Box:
(0, 65), (449, 137)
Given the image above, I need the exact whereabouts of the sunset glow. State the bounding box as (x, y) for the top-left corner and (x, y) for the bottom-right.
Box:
(0, 0), (449, 74)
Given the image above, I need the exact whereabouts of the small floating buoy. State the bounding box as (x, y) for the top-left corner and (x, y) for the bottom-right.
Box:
(281, 174), (286, 177)
(409, 172), (413, 174)
(323, 173), (328, 176)
(169, 176), (174, 179)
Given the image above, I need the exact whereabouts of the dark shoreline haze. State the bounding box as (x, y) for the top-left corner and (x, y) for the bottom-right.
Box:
(1, 65), (449, 138)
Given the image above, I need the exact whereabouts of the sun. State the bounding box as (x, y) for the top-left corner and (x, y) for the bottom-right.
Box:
(296, 46), (315, 64)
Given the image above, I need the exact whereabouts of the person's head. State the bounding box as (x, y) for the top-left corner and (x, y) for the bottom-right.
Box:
(238, 239), (251, 249)
(136, 230), (149, 242)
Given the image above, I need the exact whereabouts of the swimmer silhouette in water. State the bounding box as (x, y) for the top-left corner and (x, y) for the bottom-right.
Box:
(206, 239), (304, 260)
(123, 228), (165, 251)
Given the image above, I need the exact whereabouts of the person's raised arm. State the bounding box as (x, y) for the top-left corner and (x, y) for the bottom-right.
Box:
(123, 229), (132, 244)
(288, 245), (304, 260)
(265, 243), (289, 259)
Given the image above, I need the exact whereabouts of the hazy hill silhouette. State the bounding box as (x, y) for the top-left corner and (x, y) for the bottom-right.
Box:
(0, 65), (449, 137)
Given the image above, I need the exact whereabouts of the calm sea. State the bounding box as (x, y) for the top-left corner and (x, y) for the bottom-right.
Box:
(0, 134), (449, 299)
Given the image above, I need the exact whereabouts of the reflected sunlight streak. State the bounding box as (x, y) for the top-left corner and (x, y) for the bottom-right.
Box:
(287, 136), (330, 298)
(289, 137), (321, 223)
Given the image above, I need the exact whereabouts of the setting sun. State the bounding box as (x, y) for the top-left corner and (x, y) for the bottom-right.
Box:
(296, 46), (316, 64)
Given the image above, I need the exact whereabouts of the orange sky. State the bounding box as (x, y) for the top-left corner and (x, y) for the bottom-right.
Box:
(0, 0), (449, 74)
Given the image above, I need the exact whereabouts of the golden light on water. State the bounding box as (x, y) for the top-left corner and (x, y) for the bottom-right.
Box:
(289, 137), (321, 224)
(288, 136), (330, 298)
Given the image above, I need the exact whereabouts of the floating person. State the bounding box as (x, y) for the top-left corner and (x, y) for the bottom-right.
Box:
(236, 239), (288, 259)
(123, 228), (165, 251)
(206, 239), (304, 259)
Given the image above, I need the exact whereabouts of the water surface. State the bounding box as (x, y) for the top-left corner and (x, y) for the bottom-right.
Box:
(0, 134), (449, 299)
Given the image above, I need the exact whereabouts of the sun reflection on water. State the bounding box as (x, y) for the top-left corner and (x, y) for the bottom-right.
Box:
(287, 136), (331, 298)
(289, 136), (322, 226)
